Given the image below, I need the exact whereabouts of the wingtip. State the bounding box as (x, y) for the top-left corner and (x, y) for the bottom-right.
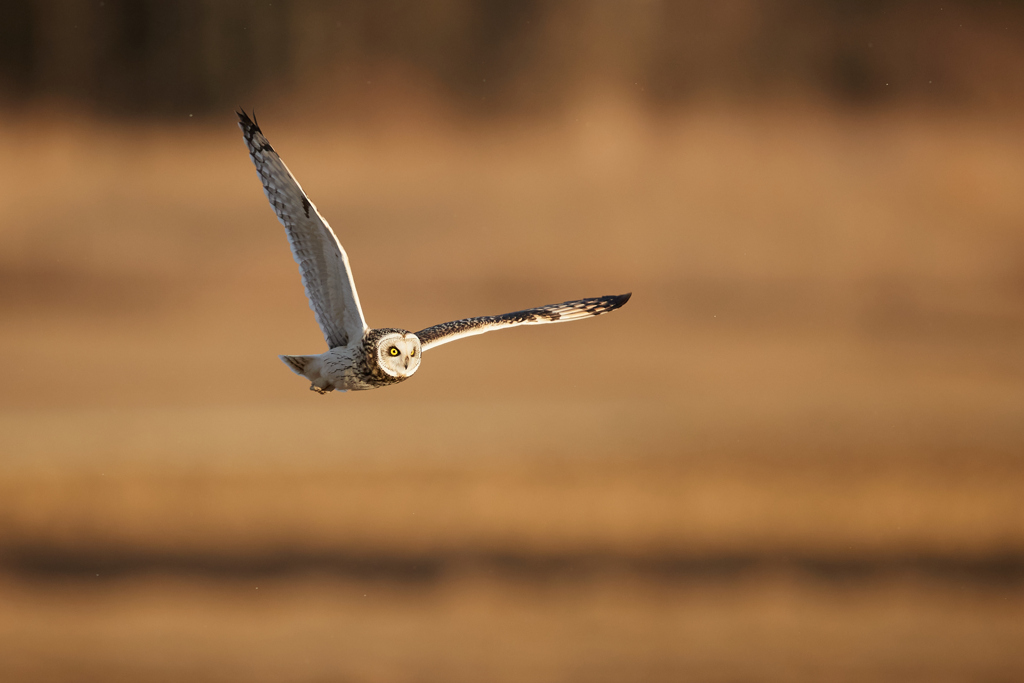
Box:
(612, 292), (632, 308)
(236, 108), (260, 132)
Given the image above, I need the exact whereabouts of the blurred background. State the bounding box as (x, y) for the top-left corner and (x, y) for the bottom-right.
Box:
(1, 1), (1023, 681)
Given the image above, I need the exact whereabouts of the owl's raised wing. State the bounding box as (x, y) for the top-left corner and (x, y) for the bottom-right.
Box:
(416, 293), (631, 352)
(238, 110), (368, 350)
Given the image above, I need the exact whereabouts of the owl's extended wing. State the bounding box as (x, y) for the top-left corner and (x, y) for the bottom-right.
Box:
(238, 110), (368, 350)
(416, 293), (631, 352)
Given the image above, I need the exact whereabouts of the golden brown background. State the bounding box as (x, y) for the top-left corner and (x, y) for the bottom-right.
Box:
(1, 2), (1023, 681)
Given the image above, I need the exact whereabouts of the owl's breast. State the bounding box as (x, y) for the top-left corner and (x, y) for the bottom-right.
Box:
(320, 344), (409, 391)
(319, 346), (370, 391)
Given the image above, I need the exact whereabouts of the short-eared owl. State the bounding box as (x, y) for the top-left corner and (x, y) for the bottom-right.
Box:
(238, 111), (630, 393)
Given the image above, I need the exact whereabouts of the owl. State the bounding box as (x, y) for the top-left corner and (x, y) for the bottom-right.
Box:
(238, 111), (630, 393)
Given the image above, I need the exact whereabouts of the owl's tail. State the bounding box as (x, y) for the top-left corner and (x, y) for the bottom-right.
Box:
(279, 354), (317, 376)
(280, 354), (334, 393)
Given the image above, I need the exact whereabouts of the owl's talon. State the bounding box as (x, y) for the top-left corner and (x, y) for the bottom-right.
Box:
(310, 384), (329, 394)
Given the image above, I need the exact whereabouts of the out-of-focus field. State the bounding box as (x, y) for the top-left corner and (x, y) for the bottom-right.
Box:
(1, 102), (1023, 681)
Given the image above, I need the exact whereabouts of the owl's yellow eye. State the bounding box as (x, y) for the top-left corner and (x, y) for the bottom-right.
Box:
(389, 347), (399, 356)
(410, 349), (415, 357)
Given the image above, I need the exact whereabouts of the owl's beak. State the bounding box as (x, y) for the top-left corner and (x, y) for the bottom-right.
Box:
(404, 358), (410, 370)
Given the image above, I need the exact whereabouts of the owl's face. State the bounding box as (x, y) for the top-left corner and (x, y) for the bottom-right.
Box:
(376, 332), (421, 378)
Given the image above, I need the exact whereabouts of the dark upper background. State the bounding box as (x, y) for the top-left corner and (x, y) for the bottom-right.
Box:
(3, 0), (1024, 118)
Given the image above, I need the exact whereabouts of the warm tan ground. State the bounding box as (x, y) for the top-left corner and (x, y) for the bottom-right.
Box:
(1, 574), (1022, 683)
(1, 100), (1023, 681)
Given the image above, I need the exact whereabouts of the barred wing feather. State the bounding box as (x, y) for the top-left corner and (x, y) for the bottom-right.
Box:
(238, 110), (368, 350)
(417, 293), (631, 352)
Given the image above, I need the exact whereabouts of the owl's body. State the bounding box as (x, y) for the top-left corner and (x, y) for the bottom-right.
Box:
(238, 110), (630, 393)
(281, 328), (420, 393)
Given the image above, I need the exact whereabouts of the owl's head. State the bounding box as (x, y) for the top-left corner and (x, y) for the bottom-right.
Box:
(372, 330), (422, 379)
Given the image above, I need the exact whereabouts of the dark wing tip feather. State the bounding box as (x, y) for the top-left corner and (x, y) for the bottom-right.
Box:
(237, 108), (255, 128)
(237, 108), (275, 153)
(609, 292), (631, 309)
(579, 292), (630, 316)
(236, 108), (264, 138)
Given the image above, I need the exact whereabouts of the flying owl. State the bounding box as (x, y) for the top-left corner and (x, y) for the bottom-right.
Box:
(238, 111), (630, 393)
